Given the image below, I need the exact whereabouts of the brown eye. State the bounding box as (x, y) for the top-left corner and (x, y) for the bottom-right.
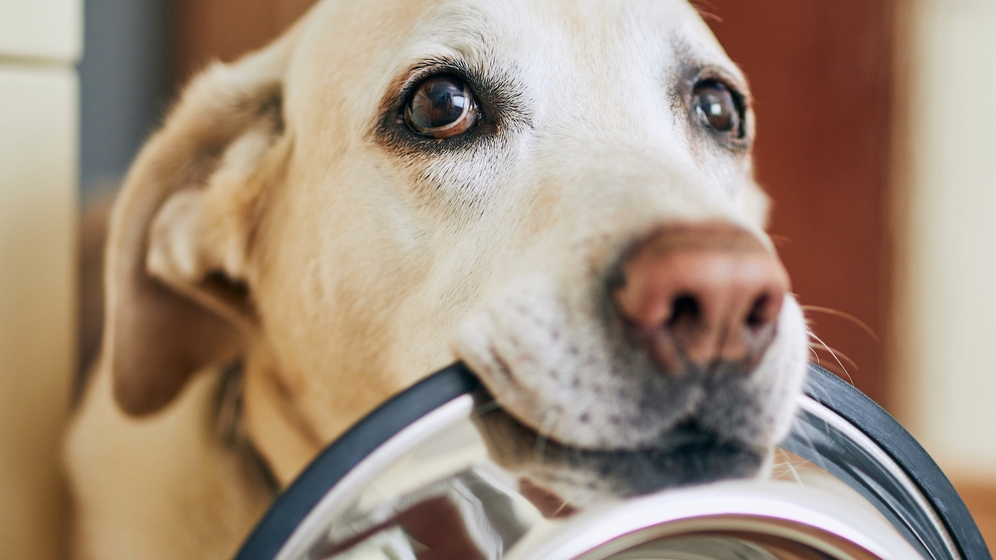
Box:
(405, 75), (479, 139)
(693, 81), (742, 136)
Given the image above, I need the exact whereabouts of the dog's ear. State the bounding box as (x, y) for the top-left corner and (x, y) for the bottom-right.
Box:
(105, 32), (300, 416)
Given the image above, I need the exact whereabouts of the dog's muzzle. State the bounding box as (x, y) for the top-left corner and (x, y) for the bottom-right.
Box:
(235, 363), (985, 560)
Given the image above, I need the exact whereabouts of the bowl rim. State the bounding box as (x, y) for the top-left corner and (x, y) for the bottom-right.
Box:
(234, 362), (989, 560)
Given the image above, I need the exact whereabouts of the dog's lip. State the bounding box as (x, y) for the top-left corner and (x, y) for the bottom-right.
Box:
(466, 351), (757, 453)
(473, 396), (743, 456)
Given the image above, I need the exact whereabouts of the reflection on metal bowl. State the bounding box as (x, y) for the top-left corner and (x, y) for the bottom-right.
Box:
(236, 364), (990, 560)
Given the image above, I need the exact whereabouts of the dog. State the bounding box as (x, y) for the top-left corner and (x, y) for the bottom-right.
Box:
(65, 0), (809, 558)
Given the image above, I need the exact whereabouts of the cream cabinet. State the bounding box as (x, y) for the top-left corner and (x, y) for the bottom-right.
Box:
(0, 0), (82, 61)
(0, 0), (81, 558)
(896, 0), (996, 482)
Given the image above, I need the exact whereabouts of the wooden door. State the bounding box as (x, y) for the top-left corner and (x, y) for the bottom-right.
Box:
(170, 0), (898, 406)
(172, 0), (316, 82)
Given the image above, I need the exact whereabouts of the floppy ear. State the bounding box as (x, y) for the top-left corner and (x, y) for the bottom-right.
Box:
(105, 31), (300, 416)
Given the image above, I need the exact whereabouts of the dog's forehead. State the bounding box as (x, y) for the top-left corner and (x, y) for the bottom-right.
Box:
(387, 0), (731, 61)
(285, 0), (740, 137)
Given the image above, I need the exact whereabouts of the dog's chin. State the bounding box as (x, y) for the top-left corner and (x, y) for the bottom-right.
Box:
(471, 401), (768, 513)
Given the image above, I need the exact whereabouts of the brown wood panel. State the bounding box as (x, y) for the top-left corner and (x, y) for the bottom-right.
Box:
(171, 0), (318, 84)
(705, 1), (897, 406)
(955, 480), (996, 551)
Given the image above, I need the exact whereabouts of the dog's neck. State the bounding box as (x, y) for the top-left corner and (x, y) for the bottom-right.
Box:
(215, 362), (282, 494)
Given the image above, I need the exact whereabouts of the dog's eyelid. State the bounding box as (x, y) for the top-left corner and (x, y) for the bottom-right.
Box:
(390, 55), (528, 115)
(396, 59), (478, 104)
(692, 68), (750, 107)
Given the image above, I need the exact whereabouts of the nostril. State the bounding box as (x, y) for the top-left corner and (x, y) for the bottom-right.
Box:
(667, 294), (700, 328)
(746, 294), (770, 329)
(745, 289), (784, 332)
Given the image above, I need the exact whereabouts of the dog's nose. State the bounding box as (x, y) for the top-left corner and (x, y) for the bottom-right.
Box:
(612, 224), (789, 376)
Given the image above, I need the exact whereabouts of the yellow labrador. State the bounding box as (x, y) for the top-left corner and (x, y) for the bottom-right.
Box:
(66, 0), (809, 558)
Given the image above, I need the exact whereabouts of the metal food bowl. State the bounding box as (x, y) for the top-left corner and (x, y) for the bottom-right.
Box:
(236, 364), (991, 560)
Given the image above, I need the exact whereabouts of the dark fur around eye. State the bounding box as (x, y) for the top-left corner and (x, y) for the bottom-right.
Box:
(372, 58), (532, 157)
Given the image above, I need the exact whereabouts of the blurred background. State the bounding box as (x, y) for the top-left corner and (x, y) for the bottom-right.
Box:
(0, 0), (994, 557)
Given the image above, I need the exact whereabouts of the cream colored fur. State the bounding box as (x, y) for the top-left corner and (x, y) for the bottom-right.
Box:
(66, 1), (809, 558)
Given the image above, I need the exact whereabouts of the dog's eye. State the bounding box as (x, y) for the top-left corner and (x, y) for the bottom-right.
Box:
(693, 81), (742, 137)
(405, 75), (479, 139)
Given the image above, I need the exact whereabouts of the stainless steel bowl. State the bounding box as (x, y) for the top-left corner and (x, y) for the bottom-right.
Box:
(236, 364), (990, 560)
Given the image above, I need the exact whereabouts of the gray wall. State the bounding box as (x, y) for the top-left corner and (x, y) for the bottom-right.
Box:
(78, 0), (170, 198)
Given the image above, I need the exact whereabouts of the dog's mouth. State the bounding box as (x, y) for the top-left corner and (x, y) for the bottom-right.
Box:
(451, 273), (810, 455)
(476, 391), (740, 453)
(471, 394), (767, 510)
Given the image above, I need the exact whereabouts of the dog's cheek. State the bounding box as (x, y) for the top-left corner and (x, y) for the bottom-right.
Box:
(740, 182), (771, 229)
(450, 277), (605, 444)
(450, 311), (506, 388)
(450, 278), (560, 411)
(705, 296), (809, 448)
(763, 296), (810, 443)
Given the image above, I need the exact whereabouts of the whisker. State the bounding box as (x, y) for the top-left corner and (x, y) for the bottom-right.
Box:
(473, 399), (502, 417)
(689, 0), (723, 23)
(806, 381), (839, 410)
(801, 305), (879, 343)
(807, 341), (860, 373)
(551, 501), (572, 518)
(783, 456), (804, 485)
(808, 346), (821, 365)
(534, 411), (560, 464)
(793, 422), (831, 473)
(807, 329), (855, 386)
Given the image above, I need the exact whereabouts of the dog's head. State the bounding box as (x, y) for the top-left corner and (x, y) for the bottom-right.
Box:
(103, 0), (808, 485)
